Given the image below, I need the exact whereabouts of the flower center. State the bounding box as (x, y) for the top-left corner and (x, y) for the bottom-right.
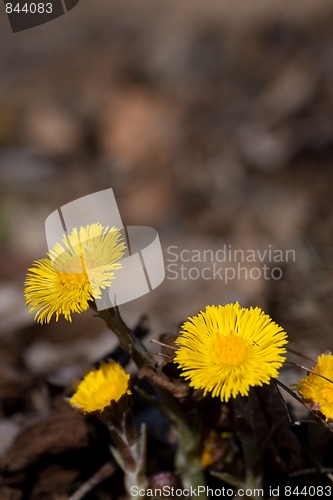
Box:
(59, 271), (88, 288)
(213, 331), (247, 366)
(56, 248), (90, 289)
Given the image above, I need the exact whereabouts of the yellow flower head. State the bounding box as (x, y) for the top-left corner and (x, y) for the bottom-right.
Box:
(296, 353), (333, 422)
(174, 302), (288, 402)
(24, 223), (126, 324)
(201, 430), (226, 469)
(70, 360), (131, 413)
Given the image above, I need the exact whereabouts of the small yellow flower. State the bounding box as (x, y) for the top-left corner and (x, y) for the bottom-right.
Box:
(70, 360), (131, 413)
(297, 353), (333, 422)
(201, 430), (228, 468)
(174, 303), (288, 402)
(24, 223), (126, 324)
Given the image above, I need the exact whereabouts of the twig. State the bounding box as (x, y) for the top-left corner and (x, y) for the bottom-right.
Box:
(273, 380), (293, 423)
(289, 467), (333, 477)
(275, 379), (333, 432)
(68, 462), (115, 500)
(285, 361), (333, 385)
(287, 348), (316, 363)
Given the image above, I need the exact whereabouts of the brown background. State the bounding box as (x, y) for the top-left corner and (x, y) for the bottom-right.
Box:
(1, 0), (333, 479)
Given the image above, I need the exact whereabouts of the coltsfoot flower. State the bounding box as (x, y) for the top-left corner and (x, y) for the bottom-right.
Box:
(24, 223), (126, 323)
(70, 360), (131, 413)
(174, 302), (288, 402)
(297, 353), (333, 422)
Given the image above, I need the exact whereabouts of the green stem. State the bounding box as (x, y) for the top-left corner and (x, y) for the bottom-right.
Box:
(156, 387), (207, 495)
(101, 405), (148, 499)
(232, 395), (263, 498)
(91, 303), (155, 369)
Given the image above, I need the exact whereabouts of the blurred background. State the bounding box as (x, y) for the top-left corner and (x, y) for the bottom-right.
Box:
(1, 0), (333, 495)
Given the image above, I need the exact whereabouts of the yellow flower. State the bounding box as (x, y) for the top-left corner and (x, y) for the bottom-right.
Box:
(174, 303), (288, 402)
(200, 430), (228, 468)
(297, 353), (333, 422)
(70, 360), (131, 413)
(24, 223), (126, 324)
